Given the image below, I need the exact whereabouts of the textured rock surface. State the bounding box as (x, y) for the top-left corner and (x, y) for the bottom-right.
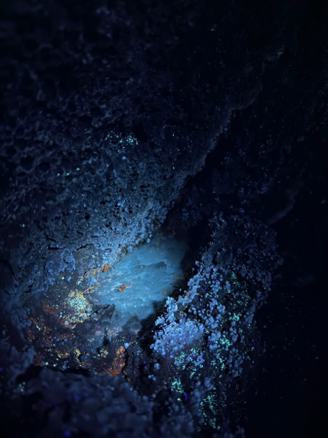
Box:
(0, 1), (327, 437)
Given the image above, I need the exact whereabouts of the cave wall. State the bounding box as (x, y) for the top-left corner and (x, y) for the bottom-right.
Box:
(0, 0), (327, 437)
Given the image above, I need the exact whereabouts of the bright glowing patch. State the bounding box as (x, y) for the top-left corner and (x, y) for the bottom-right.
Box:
(93, 233), (187, 327)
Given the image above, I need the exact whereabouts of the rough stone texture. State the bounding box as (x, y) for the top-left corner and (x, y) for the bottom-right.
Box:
(0, 1), (327, 437)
